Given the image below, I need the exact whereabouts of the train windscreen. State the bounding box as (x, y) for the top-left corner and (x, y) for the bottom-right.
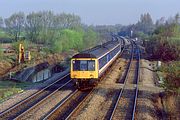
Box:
(72, 60), (95, 71)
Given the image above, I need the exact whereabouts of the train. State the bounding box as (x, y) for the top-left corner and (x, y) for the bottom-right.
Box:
(70, 36), (124, 89)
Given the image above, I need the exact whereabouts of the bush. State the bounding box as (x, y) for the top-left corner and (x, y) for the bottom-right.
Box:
(154, 39), (180, 61)
(12, 40), (31, 53)
(51, 29), (84, 53)
(161, 62), (180, 93)
(83, 28), (98, 49)
(51, 39), (63, 53)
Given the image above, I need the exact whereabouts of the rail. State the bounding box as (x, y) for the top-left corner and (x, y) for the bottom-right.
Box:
(43, 89), (93, 120)
(0, 73), (70, 119)
(131, 46), (140, 120)
(109, 40), (134, 120)
(14, 79), (72, 120)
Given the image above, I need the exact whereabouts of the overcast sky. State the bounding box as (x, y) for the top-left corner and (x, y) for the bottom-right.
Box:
(0, 0), (179, 25)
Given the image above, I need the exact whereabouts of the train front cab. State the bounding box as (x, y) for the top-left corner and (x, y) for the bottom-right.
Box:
(70, 58), (98, 89)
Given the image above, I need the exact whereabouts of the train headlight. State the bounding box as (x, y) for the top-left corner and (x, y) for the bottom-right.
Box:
(90, 74), (94, 78)
(73, 75), (77, 78)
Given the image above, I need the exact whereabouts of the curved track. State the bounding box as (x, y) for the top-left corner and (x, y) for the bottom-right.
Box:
(109, 41), (140, 120)
(0, 37), (139, 120)
(43, 37), (126, 120)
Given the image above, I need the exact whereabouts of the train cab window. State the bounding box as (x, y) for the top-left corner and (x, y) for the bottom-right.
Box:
(88, 60), (95, 71)
(73, 60), (80, 71)
(80, 60), (87, 71)
(73, 60), (95, 71)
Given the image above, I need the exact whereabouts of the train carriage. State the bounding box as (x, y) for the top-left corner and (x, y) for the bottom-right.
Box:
(71, 39), (122, 89)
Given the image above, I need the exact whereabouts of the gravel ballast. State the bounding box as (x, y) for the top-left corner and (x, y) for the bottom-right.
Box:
(0, 69), (69, 113)
(136, 59), (164, 119)
(69, 58), (126, 119)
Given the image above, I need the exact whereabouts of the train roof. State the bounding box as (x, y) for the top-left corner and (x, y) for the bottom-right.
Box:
(72, 40), (120, 59)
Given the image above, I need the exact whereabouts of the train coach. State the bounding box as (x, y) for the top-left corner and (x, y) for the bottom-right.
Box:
(70, 38), (123, 89)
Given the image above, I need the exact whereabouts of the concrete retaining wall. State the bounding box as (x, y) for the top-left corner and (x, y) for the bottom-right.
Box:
(32, 69), (51, 82)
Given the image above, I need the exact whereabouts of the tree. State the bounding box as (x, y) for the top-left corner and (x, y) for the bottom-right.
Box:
(25, 11), (82, 44)
(149, 13), (180, 61)
(37, 11), (55, 44)
(153, 40), (179, 61)
(136, 13), (154, 34)
(5, 12), (25, 41)
(51, 29), (84, 52)
(0, 17), (3, 28)
(54, 13), (81, 29)
(174, 13), (180, 24)
(83, 28), (98, 48)
(25, 12), (43, 42)
(155, 17), (165, 27)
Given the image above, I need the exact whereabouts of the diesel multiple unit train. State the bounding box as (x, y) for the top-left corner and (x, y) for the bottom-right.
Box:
(70, 37), (124, 89)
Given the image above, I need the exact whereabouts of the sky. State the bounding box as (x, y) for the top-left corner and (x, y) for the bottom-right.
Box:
(0, 0), (179, 25)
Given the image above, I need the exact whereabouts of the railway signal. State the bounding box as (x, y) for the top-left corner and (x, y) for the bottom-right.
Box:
(25, 51), (31, 61)
(18, 43), (31, 63)
(18, 43), (24, 63)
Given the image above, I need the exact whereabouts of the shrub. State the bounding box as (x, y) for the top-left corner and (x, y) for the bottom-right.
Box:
(161, 62), (180, 93)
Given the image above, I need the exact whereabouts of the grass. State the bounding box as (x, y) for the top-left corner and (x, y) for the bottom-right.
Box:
(0, 80), (33, 102)
(0, 29), (11, 38)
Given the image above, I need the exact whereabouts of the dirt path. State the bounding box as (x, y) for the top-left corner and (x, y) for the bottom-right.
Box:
(136, 59), (164, 120)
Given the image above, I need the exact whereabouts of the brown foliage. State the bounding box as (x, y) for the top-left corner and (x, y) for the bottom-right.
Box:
(154, 40), (180, 61)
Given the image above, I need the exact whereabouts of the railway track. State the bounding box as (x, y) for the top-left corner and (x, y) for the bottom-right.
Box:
(109, 42), (140, 120)
(14, 80), (75, 119)
(43, 89), (92, 120)
(0, 38), (139, 120)
(42, 41), (127, 120)
(0, 73), (71, 119)
(42, 51), (123, 119)
(118, 45), (134, 84)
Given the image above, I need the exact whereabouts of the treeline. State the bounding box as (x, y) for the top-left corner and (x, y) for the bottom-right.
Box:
(0, 11), (98, 53)
(93, 24), (123, 42)
(150, 23), (180, 61)
(119, 13), (154, 38)
(118, 13), (180, 61)
(147, 14), (180, 61)
(151, 16), (180, 92)
(116, 13), (180, 93)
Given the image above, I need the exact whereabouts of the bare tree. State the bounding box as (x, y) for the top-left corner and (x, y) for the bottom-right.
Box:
(136, 13), (154, 34)
(25, 11), (82, 44)
(0, 17), (3, 28)
(5, 12), (25, 41)
(54, 13), (81, 29)
(174, 13), (180, 24)
(155, 17), (165, 27)
(25, 12), (42, 42)
(38, 11), (55, 44)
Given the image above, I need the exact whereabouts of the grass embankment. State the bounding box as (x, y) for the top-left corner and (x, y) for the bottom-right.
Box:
(158, 61), (180, 93)
(0, 80), (33, 102)
(156, 61), (180, 119)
